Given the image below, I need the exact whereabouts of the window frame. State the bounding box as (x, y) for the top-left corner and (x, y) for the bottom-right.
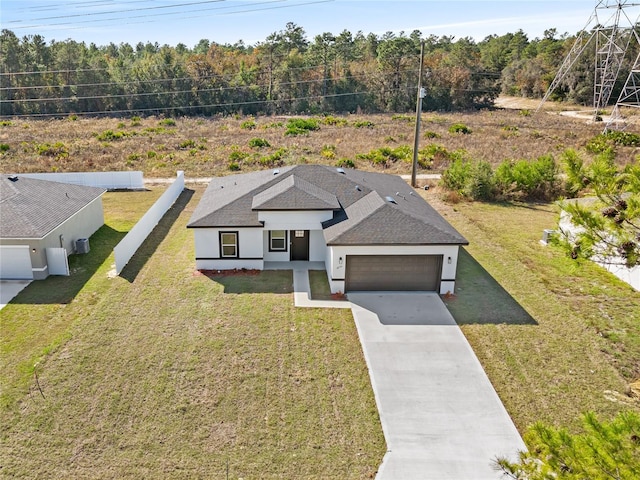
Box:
(219, 231), (239, 258)
(269, 230), (288, 252)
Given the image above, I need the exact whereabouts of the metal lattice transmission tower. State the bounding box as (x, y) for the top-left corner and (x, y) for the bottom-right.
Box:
(537, 1), (640, 125)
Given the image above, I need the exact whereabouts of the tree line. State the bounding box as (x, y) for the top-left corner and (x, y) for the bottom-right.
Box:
(1, 23), (638, 117)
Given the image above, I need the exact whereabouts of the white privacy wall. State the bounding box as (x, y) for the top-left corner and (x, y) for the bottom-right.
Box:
(21, 171), (144, 190)
(114, 172), (184, 274)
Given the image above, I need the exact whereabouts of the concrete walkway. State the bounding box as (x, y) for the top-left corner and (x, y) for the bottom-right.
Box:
(292, 268), (352, 309)
(348, 292), (526, 480)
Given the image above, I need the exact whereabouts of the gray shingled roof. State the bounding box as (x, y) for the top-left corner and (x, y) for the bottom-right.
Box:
(252, 174), (340, 210)
(0, 175), (105, 239)
(187, 165), (468, 246)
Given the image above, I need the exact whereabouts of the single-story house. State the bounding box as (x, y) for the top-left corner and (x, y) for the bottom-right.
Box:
(187, 165), (468, 294)
(0, 174), (106, 280)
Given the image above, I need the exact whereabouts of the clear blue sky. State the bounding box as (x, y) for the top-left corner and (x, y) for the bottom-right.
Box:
(0, 1), (627, 47)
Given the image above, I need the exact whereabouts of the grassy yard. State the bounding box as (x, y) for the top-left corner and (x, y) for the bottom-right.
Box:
(0, 187), (385, 478)
(427, 190), (640, 431)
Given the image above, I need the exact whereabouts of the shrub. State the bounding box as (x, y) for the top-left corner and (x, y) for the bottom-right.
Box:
(322, 116), (348, 126)
(259, 147), (287, 167)
(36, 142), (68, 158)
(147, 150), (157, 158)
(126, 153), (141, 161)
(448, 123), (472, 134)
(158, 118), (176, 126)
(263, 121), (284, 129)
(117, 122), (126, 129)
(68, 114), (78, 121)
(519, 109), (531, 117)
(336, 158), (355, 169)
(391, 114), (412, 122)
(424, 131), (440, 139)
(241, 119), (257, 130)
(494, 155), (560, 200)
(353, 120), (375, 128)
(228, 161), (241, 171)
(248, 137), (271, 148)
(143, 127), (175, 135)
(178, 139), (197, 149)
(357, 145), (412, 167)
(320, 144), (336, 159)
(229, 147), (249, 162)
(384, 136), (396, 143)
(96, 129), (132, 141)
(0, 120), (14, 127)
(464, 161), (495, 200)
(131, 116), (141, 122)
(285, 118), (319, 136)
(441, 158), (472, 193)
(0, 143), (9, 153)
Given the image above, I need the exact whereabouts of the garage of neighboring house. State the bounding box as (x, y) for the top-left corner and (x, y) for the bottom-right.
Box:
(345, 254), (442, 292)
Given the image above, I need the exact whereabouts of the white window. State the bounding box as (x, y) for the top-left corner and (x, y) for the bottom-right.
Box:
(270, 230), (287, 251)
(220, 232), (238, 258)
(295, 230), (305, 238)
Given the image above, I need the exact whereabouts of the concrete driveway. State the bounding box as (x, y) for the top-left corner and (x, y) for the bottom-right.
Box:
(348, 292), (526, 480)
(0, 280), (31, 310)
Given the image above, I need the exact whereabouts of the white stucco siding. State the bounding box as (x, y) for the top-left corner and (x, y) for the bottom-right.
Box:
(263, 230), (289, 262)
(309, 230), (326, 262)
(193, 227), (263, 270)
(258, 211), (333, 230)
(327, 244), (461, 294)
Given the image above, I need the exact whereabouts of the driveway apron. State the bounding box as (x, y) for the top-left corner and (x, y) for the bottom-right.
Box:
(348, 292), (526, 480)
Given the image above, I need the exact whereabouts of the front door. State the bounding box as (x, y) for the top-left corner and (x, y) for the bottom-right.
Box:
(290, 230), (309, 261)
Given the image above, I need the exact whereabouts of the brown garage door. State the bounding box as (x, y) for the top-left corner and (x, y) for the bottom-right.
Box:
(345, 255), (442, 292)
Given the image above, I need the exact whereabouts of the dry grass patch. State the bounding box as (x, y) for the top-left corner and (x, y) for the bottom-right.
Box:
(2, 109), (632, 178)
(1, 186), (384, 478)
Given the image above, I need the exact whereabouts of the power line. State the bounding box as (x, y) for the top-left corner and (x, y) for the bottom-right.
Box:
(0, 70), (411, 104)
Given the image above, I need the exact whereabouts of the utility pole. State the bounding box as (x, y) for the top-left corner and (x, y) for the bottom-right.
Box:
(411, 40), (426, 188)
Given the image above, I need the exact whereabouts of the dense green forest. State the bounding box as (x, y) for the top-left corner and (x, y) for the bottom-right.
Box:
(1, 24), (638, 117)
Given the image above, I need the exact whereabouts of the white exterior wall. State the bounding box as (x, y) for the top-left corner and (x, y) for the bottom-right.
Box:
(257, 211), (333, 230)
(326, 244), (460, 295)
(263, 230), (289, 262)
(309, 230), (326, 261)
(193, 227), (264, 271)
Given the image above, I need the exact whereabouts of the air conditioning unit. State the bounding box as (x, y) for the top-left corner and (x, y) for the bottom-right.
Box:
(75, 238), (90, 254)
(540, 229), (555, 245)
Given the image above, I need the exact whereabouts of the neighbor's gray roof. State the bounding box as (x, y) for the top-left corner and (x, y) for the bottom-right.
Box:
(187, 165), (468, 246)
(0, 175), (105, 239)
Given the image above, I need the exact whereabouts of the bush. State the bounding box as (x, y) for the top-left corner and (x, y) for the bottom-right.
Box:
(36, 142), (68, 158)
(285, 118), (319, 136)
(441, 158), (472, 193)
(178, 139), (197, 149)
(494, 155), (560, 200)
(126, 153), (141, 161)
(322, 116), (348, 126)
(241, 119), (257, 130)
(448, 123), (472, 134)
(96, 129), (132, 141)
(321, 144), (336, 159)
(0, 120), (14, 127)
(158, 118), (176, 126)
(0, 143), (9, 153)
(147, 150), (157, 158)
(248, 137), (271, 148)
(259, 147), (288, 167)
(391, 114), (412, 122)
(228, 161), (241, 171)
(353, 120), (375, 128)
(464, 161), (495, 200)
(356, 145), (412, 167)
(229, 147), (249, 162)
(336, 158), (355, 169)
(424, 131), (440, 139)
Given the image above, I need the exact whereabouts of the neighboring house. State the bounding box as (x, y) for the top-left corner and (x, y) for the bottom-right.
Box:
(558, 201), (639, 291)
(187, 165), (468, 294)
(0, 174), (106, 280)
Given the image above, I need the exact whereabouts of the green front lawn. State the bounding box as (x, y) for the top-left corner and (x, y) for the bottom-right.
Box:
(0, 186), (385, 478)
